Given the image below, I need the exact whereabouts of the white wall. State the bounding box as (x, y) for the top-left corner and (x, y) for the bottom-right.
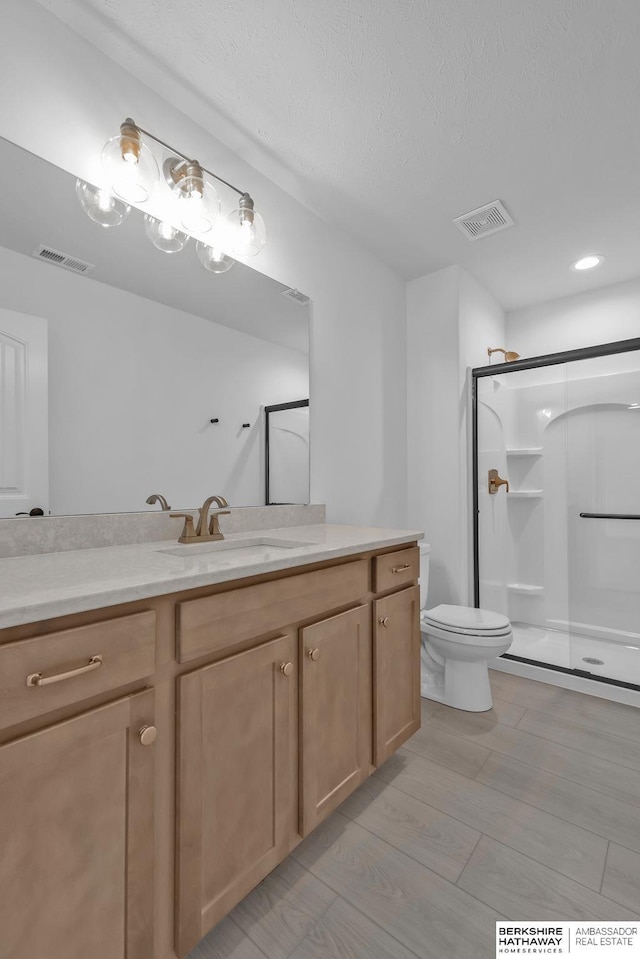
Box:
(0, 0), (408, 528)
(507, 275), (640, 357)
(407, 266), (505, 607)
(0, 246), (308, 514)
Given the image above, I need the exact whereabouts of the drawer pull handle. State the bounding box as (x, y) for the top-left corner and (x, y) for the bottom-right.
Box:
(307, 648), (320, 662)
(379, 617), (390, 628)
(26, 654), (103, 688)
(280, 661), (294, 677)
(392, 564), (411, 573)
(139, 725), (158, 747)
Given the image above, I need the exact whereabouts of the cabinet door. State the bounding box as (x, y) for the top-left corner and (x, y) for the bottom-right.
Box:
(300, 604), (371, 835)
(175, 634), (297, 957)
(374, 585), (421, 765)
(0, 688), (155, 959)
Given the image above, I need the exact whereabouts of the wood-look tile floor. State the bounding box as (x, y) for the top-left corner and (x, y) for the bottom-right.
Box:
(189, 670), (640, 959)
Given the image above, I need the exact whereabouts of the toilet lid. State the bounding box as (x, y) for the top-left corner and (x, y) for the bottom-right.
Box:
(421, 616), (513, 642)
(424, 604), (511, 633)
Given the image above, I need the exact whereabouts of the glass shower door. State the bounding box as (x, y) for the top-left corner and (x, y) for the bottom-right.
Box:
(564, 349), (640, 685)
(476, 364), (571, 669)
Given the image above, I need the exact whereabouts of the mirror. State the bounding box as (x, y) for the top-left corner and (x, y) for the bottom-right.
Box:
(0, 137), (310, 517)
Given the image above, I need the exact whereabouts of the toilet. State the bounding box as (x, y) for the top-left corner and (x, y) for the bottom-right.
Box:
(419, 543), (513, 712)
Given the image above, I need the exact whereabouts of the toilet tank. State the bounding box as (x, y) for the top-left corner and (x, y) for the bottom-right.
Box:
(418, 542), (431, 609)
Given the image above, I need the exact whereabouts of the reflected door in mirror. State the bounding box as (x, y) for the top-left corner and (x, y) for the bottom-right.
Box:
(265, 400), (309, 505)
(0, 308), (49, 518)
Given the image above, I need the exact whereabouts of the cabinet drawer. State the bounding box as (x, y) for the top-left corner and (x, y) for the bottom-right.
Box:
(0, 611), (156, 729)
(177, 559), (369, 663)
(373, 545), (419, 593)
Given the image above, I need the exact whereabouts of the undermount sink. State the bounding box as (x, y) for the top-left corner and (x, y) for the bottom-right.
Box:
(157, 537), (314, 558)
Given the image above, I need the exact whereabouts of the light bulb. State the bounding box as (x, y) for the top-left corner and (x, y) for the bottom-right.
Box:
(225, 194), (266, 256)
(196, 241), (235, 273)
(97, 189), (113, 213)
(75, 178), (131, 227)
(170, 160), (220, 234)
(101, 121), (159, 204)
(144, 215), (189, 253)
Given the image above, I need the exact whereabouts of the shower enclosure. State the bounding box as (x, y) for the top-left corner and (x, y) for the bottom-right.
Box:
(473, 337), (640, 691)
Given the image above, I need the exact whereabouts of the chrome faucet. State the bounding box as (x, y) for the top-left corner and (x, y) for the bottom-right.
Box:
(170, 495), (230, 544)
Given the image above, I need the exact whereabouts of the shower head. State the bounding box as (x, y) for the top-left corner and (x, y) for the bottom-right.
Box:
(488, 347), (520, 363)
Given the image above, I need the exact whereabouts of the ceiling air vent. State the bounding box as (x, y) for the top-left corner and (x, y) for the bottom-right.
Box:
(32, 245), (96, 275)
(281, 288), (310, 306)
(453, 200), (514, 241)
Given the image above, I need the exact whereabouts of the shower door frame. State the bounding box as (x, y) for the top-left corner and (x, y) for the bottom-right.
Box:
(471, 335), (640, 690)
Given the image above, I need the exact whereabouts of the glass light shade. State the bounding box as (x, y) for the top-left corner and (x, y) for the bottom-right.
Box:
(75, 179), (130, 227)
(225, 206), (266, 257)
(101, 134), (159, 204)
(144, 215), (189, 253)
(196, 241), (235, 273)
(172, 174), (220, 234)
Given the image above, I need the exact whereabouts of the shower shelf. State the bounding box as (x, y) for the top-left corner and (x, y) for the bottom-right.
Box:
(507, 583), (544, 594)
(508, 490), (543, 498)
(506, 448), (543, 456)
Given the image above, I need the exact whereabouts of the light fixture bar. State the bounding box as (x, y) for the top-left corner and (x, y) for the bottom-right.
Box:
(127, 118), (247, 198)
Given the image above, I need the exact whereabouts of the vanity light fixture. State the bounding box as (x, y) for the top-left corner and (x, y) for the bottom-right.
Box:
(166, 159), (220, 234)
(571, 254), (605, 271)
(101, 120), (159, 204)
(76, 118), (267, 269)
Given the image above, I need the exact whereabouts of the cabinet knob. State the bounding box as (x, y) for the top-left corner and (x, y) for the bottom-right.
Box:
(139, 725), (158, 746)
(280, 661), (294, 677)
(307, 648), (320, 661)
(379, 617), (390, 628)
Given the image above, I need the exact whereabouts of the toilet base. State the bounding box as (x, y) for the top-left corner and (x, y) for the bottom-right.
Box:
(421, 642), (495, 711)
(442, 659), (494, 712)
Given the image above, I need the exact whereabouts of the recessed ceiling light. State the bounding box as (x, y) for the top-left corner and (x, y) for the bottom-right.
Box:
(571, 254), (605, 271)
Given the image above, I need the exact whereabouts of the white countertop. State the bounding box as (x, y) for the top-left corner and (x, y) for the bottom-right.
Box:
(0, 524), (423, 628)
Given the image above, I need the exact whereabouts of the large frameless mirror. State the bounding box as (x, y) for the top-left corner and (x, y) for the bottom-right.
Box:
(0, 137), (310, 517)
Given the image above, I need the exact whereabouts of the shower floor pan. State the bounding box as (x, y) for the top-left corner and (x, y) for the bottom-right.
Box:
(508, 621), (640, 686)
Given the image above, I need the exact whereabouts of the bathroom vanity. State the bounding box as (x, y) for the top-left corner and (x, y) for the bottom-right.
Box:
(0, 524), (421, 959)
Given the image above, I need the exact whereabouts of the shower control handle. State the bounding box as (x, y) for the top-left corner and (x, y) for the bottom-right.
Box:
(488, 469), (509, 495)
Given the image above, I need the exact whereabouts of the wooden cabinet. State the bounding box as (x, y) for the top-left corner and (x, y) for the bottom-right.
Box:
(0, 538), (420, 959)
(0, 688), (156, 959)
(175, 634), (298, 957)
(373, 585), (421, 765)
(300, 604), (371, 835)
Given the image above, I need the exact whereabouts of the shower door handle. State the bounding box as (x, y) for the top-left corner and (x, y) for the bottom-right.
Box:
(579, 512), (640, 520)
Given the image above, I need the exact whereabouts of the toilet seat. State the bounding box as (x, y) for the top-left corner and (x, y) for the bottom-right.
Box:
(422, 618), (512, 646)
(426, 604), (510, 632)
(421, 604), (512, 647)
(421, 614), (512, 639)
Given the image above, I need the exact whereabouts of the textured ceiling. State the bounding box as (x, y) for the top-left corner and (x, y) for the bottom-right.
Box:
(36, 0), (640, 309)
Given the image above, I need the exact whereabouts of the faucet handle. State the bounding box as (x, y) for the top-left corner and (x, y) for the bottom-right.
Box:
(170, 512), (197, 543)
(488, 469), (509, 494)
(208, 510), (231, 538)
